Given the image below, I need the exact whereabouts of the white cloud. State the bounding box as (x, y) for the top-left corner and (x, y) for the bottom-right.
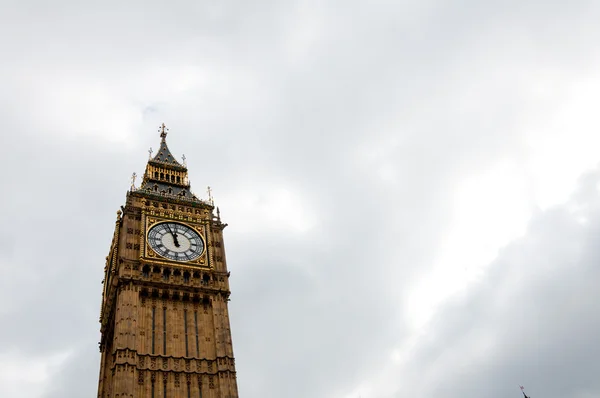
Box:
(0, 350), (72, 397)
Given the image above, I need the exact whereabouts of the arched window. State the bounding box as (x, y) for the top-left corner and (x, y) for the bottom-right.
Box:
(183, 271), (190, 283)
(163, 269), (171, 281)
(142, 265), (150, 278)
(177, 176), (181, 183)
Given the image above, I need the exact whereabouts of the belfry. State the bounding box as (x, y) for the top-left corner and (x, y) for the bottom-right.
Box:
(98, 125), (239, 397)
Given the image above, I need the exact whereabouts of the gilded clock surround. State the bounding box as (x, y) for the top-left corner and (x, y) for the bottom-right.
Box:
(145, 218), (208, 265)
(97, 125), (239, 398)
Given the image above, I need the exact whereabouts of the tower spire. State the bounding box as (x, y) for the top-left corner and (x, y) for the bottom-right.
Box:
(148, 123), (181, 165)
(137, 124), (204, 203)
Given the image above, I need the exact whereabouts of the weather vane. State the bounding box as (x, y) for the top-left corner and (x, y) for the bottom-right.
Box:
(130, 172), (137, 191)
(158, 123), (169, 140)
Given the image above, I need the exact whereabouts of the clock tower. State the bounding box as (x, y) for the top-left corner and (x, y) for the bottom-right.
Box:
(98, 125), (239, 398)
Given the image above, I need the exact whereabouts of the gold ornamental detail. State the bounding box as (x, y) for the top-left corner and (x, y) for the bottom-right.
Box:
(143, 216), (209, 268)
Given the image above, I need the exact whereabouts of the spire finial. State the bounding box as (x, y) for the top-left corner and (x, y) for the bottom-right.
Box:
(130, 172), (137, 191)
(148, 147), (153, 159)
(159, 123), (168, 142)
(207, 186), (214, 205)
(182, 154), (187, 166)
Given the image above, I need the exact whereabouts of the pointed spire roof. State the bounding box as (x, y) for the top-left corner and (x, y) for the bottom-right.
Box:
(135, 123), (206, 205)
(150, 123), (185, 167)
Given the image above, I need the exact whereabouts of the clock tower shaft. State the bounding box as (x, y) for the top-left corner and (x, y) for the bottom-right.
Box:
(98, 127), (239, 398)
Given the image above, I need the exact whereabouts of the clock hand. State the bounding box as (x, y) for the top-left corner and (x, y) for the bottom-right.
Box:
(165, 223), (181, 247)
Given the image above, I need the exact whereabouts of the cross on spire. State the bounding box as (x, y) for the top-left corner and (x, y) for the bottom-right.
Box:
(159, 123), (169, 142)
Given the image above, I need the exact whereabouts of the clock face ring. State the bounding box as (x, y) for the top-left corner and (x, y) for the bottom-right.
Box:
(147, 222), (204, 262)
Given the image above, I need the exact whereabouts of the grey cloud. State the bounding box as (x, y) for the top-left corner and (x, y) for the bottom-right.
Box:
(392, 169), (600, 398)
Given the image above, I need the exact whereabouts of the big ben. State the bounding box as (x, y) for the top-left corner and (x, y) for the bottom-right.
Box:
(98, 125), (239, 398)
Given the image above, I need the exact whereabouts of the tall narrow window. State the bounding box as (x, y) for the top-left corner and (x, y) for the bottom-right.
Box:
(163, 307), (167, 355)
(194, 310), (200, 357)
(184, 309), (189, 357)
(199, 380), (202, 398)
(151, 381), (155, 398)
(187, 382), (191, 398)
(164, 381), (167, 398)
(151, 307), (156, 354)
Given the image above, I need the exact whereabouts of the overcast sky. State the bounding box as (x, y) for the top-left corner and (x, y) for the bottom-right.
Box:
(1, 1), (600, 397)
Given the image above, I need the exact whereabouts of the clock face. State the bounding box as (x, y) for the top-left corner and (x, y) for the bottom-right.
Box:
(147, 222), (204, 262)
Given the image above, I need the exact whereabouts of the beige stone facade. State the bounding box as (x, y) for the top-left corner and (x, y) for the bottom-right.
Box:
(98, 128), (239, 397)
